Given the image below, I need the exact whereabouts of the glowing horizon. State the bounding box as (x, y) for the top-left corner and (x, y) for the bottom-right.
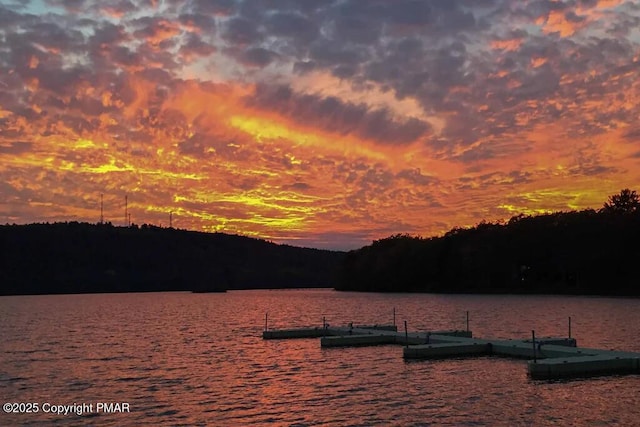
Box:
(1, 0), (639, 250)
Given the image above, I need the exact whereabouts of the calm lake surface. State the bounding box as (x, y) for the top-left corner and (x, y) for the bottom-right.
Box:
(1, 289), (639, 426)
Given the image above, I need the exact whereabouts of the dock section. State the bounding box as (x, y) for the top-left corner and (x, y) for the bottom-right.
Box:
(529, 353), (640, 379)
(263, 322), (640, 379)
(320, 327), (471, 348)
(527, 346), (640, 379)
(262, 324), (399, 340)
(403, 335), (640, 379)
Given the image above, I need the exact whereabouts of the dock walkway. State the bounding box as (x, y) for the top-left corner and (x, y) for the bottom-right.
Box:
(263, 323), (640, 379)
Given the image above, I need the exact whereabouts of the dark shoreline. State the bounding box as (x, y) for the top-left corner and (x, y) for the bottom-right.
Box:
(337, 209), (640, 296)
(0, 222), (344, 296)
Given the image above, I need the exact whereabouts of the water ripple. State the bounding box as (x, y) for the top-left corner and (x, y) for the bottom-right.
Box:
(1, 290), (639, 426)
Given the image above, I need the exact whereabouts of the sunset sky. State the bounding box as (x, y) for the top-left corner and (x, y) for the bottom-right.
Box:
(1, 0), (640, 250)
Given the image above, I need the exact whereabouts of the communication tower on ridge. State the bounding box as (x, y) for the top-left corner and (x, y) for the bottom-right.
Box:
(100, 193), (104, 224)
(124, 195), (128, 227)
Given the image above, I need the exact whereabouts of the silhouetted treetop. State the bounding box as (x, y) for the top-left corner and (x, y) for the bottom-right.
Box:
(603, 188), (640, 214)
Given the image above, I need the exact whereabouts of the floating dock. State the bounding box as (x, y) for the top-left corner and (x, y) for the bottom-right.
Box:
(263, 323), (640, 380)
(263, 324), (471, 346)
(529, 353), (640, 379)
(262, 324), (399, 340)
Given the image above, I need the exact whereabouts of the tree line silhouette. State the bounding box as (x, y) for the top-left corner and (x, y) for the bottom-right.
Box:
(0, 222), (344, 295)
(2, 189), (638, 296)
(337, 189), (640, 296)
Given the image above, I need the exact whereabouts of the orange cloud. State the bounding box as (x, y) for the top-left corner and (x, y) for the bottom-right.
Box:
(530, 57), (547, 68)
(491, 38), (523, 52)
(539, 10), (585, 37)
(2, 0), (640, 249)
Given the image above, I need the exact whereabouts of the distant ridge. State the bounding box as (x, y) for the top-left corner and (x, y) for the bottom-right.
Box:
(337, 208), (640, 296)
(0, 222), (344, 296)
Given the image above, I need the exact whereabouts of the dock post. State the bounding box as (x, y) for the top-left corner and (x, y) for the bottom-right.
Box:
(568, 316), (572, 339)
(404, 320), (408, 347)
(466, 311), (469, 332)
(264, 312), (268, 331)
(393, 307), (396, 327)
(532, 330), (537, 363)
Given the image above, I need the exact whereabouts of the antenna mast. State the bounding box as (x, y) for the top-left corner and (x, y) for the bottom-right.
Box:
(124, 195), (128, 227)
(170, 211), (173, 228)
(100, 193), (104, 224)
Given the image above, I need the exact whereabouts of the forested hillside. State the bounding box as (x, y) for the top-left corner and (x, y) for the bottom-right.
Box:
(0, 222), (344, 295)
(337, 190), (640, 296)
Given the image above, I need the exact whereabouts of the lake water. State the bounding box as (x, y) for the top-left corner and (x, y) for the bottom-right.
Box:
(1, 289), (639, 426)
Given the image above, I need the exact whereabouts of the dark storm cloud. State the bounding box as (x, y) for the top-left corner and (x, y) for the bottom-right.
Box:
(327, 14), (382, 45)
(605, 5), (640, 37)
(265, 12), (318, 42)
(5, 20), (86, 58)
(222, 17), (262, 45)
(359, 111), (430, 145)
(179, 33), (216, 61)
(45, 0), (87, 12)
(574, 164), (617, 176)
(567, 141), (620, 177)
(517, 0), (566, 20)
(100, 0), (137, 16)
(114, 48), (146, 72)
(457, 170), (534, 191)
(309, 43), (364, 68)
(286, 182), (312, 191)
(134, 43), (181, 71)
(327, 0), (478, 34)
(178, 13), (216, 33)
(240, 47), (278, 67)
(246, 84), (431, 145)
(0, 4), (36, 28)
(178, 133), (209, 157)
(396, 169), (438, 186)
(0, 141), (34, 154)
(53, 113), (98, 135)
(512, 65), (561, 101)
(37, 66), (93, 94)
(131, 16), (179, 44)
(188, 0), (236, 16)
(89, 21), (129, 46)
(623, 128), (640, 141)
